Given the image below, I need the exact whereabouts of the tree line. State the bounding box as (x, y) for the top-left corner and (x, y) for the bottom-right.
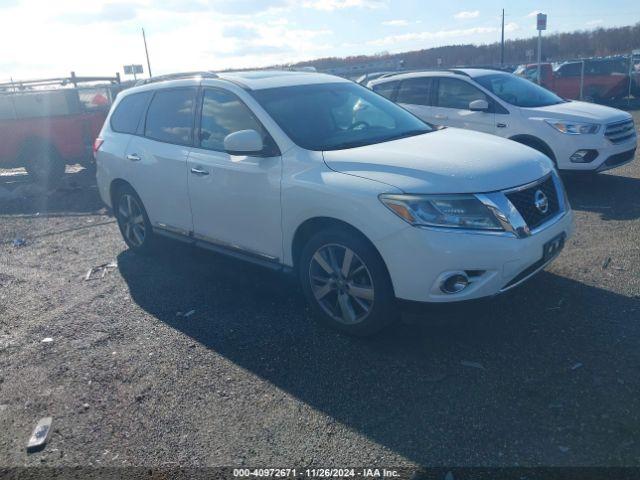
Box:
(293, 22), (640, 70)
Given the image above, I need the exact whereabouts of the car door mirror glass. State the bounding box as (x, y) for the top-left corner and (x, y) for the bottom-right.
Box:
(224, 129), (264, 155)
(469, 99), (489, 112)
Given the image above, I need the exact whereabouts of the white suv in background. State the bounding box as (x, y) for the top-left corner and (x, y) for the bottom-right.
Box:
(369, 69), (637, 173)
(95, 71), (573, 336)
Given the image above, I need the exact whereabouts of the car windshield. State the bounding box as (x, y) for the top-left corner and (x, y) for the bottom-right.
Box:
(475, 73), (566, 108)
(251, 82), (432, 151)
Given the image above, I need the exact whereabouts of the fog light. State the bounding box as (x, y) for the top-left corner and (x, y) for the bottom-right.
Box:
(440, 273), (469, 294)
(570, 149), (598, 163)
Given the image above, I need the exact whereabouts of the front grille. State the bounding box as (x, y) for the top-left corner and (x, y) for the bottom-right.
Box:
(605, 119), (636, 144)
(505, 176), (560, 230)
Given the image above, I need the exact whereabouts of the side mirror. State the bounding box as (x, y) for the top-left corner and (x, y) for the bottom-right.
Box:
(224, 129), (264, 155)
(469, 99), (490, 112)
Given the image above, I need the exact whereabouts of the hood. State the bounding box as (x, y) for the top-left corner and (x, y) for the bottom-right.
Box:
(522, 100), (631, 123)
(322, 128), (553, 194)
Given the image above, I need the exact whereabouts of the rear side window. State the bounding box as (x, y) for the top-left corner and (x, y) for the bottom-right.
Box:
(199, 89), (265, 152)
(12, 91), (72, 118)
(396, 78), (433, 106)
(110, 91), (152, 134)
(144, 88), (195, 145)
(436, 78), (488, 110)
(372, 81), (399, 100)
(556, 63), (581, 77)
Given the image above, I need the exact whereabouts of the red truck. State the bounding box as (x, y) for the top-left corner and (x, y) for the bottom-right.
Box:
(0, 74), (121, 186)
(514, 59), (630, 102)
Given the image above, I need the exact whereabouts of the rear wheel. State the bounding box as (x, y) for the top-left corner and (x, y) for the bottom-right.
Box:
(114, 186), (155, 254)
(299, 227), (396, 336)
(22, 142), (65, 188)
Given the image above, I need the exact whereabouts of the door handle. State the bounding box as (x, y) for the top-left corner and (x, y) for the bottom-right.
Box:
(126, 153), (141, 162)
(497, 123), (507, 128)
(190, 167), (209, 176)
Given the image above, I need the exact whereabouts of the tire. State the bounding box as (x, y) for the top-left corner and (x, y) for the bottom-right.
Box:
(298, 227), (396, 336)
(21, 141), (65, 188)
(113, 185), (155, 254)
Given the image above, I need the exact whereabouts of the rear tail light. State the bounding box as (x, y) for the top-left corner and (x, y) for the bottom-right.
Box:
(93, 137), (104, 159)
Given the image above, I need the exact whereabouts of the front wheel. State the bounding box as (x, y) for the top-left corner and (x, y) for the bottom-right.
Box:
(299, 228), (397, 336)
(114, 186), (155, 254)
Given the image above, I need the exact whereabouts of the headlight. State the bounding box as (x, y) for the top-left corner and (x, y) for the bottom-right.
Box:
(379, 194), (503, 230)
(545, 120), (600, 134)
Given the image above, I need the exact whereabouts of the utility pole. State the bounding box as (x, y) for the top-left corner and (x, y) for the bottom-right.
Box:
(500, 9), (505, 67)
(142, 28), (152, 78)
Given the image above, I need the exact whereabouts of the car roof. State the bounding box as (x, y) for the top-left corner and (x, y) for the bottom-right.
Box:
(369, 68), (508, 85)
(121, 70), (351, 96)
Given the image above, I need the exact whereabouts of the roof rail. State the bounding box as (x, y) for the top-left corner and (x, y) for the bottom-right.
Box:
(135, 71), (218, 85)
(447, 69), (471, 76)
(0, 72), (121, 91)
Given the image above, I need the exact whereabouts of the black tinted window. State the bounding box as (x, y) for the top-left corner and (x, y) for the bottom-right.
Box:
(556, 63), (581, 77)
(199, 89), (264, 151)
(145, 88), (195, 145)
(396, 78), (433, 106)
(111, 91), (151, 134)
(372, 81), (398, 100)
(436, 78), (488, 110)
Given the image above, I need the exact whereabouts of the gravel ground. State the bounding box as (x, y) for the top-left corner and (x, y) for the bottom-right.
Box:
(0, 113), (639, 469)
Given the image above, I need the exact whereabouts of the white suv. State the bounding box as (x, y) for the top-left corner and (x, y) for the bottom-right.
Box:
(369, 69), (637, 173)
(95, 70), (573, 336)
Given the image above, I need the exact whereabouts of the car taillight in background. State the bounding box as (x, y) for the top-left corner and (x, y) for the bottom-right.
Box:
(93, 138), (104, 159)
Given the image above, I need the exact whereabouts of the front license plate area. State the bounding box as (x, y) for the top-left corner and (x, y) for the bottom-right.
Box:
(543, 233), (566, 262)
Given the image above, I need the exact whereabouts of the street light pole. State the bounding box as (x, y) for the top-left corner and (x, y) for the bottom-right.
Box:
(142, 28), (152, 78)
(536, 13), (547, 85)
(500, 9), (505, 67)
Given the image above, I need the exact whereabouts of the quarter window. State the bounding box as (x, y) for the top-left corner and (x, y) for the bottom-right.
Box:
(396, 78), (433, 106)
(436, 78), (488, 110)
(110, 91), (152, 134)
(145, 88), (195, 145)
(199, 89), (266, 152)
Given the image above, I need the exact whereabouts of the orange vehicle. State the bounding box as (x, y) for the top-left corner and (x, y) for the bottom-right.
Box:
(515, 59), (630, 102)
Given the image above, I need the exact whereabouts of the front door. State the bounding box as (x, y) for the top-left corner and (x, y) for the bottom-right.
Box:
(187, 88), (282, 261)
(432, 77), (496, 135)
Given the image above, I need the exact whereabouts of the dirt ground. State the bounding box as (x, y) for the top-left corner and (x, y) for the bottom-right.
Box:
(0, 113), (639, 469)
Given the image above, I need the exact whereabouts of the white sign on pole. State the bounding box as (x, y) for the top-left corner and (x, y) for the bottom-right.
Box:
(536, 13), (547, 31)
(124, 65), (144, 75)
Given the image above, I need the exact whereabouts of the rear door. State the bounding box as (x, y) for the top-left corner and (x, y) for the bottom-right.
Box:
(394, 77), (438, 125)
(432, 77), (496, 134)
(125, 87), (196, 235)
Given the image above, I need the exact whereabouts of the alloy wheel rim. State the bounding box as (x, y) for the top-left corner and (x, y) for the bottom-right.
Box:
(309, 243), (374, 325)
(118, 194), (146, 247)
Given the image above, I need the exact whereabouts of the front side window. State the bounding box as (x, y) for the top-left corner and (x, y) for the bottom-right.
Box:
(475, 73), (565, 108)
(145, 88), (195, 145)
(555, 63), (581, 77)
(251, 82), (432, 151)
(111, 91), (152, 134)
(436, 78), (488, 110)
(199, 89), (264, 152)
(396, 77), (433, 106)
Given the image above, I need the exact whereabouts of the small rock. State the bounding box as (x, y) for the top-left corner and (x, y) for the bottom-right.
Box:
(460, 360), (485, 370)
(12, 238), (26, 248)
(82, 403), (90, 411)
(571, 362), (583, 370)
(558, 446), (570, 453)
(41, 338), (53, 343)
(183, 309), (196, 318)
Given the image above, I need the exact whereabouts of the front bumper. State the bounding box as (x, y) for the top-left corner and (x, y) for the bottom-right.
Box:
(552, 128), (637, 172)
(376, 173), (575, 303)
(378, 210), (573, 303)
